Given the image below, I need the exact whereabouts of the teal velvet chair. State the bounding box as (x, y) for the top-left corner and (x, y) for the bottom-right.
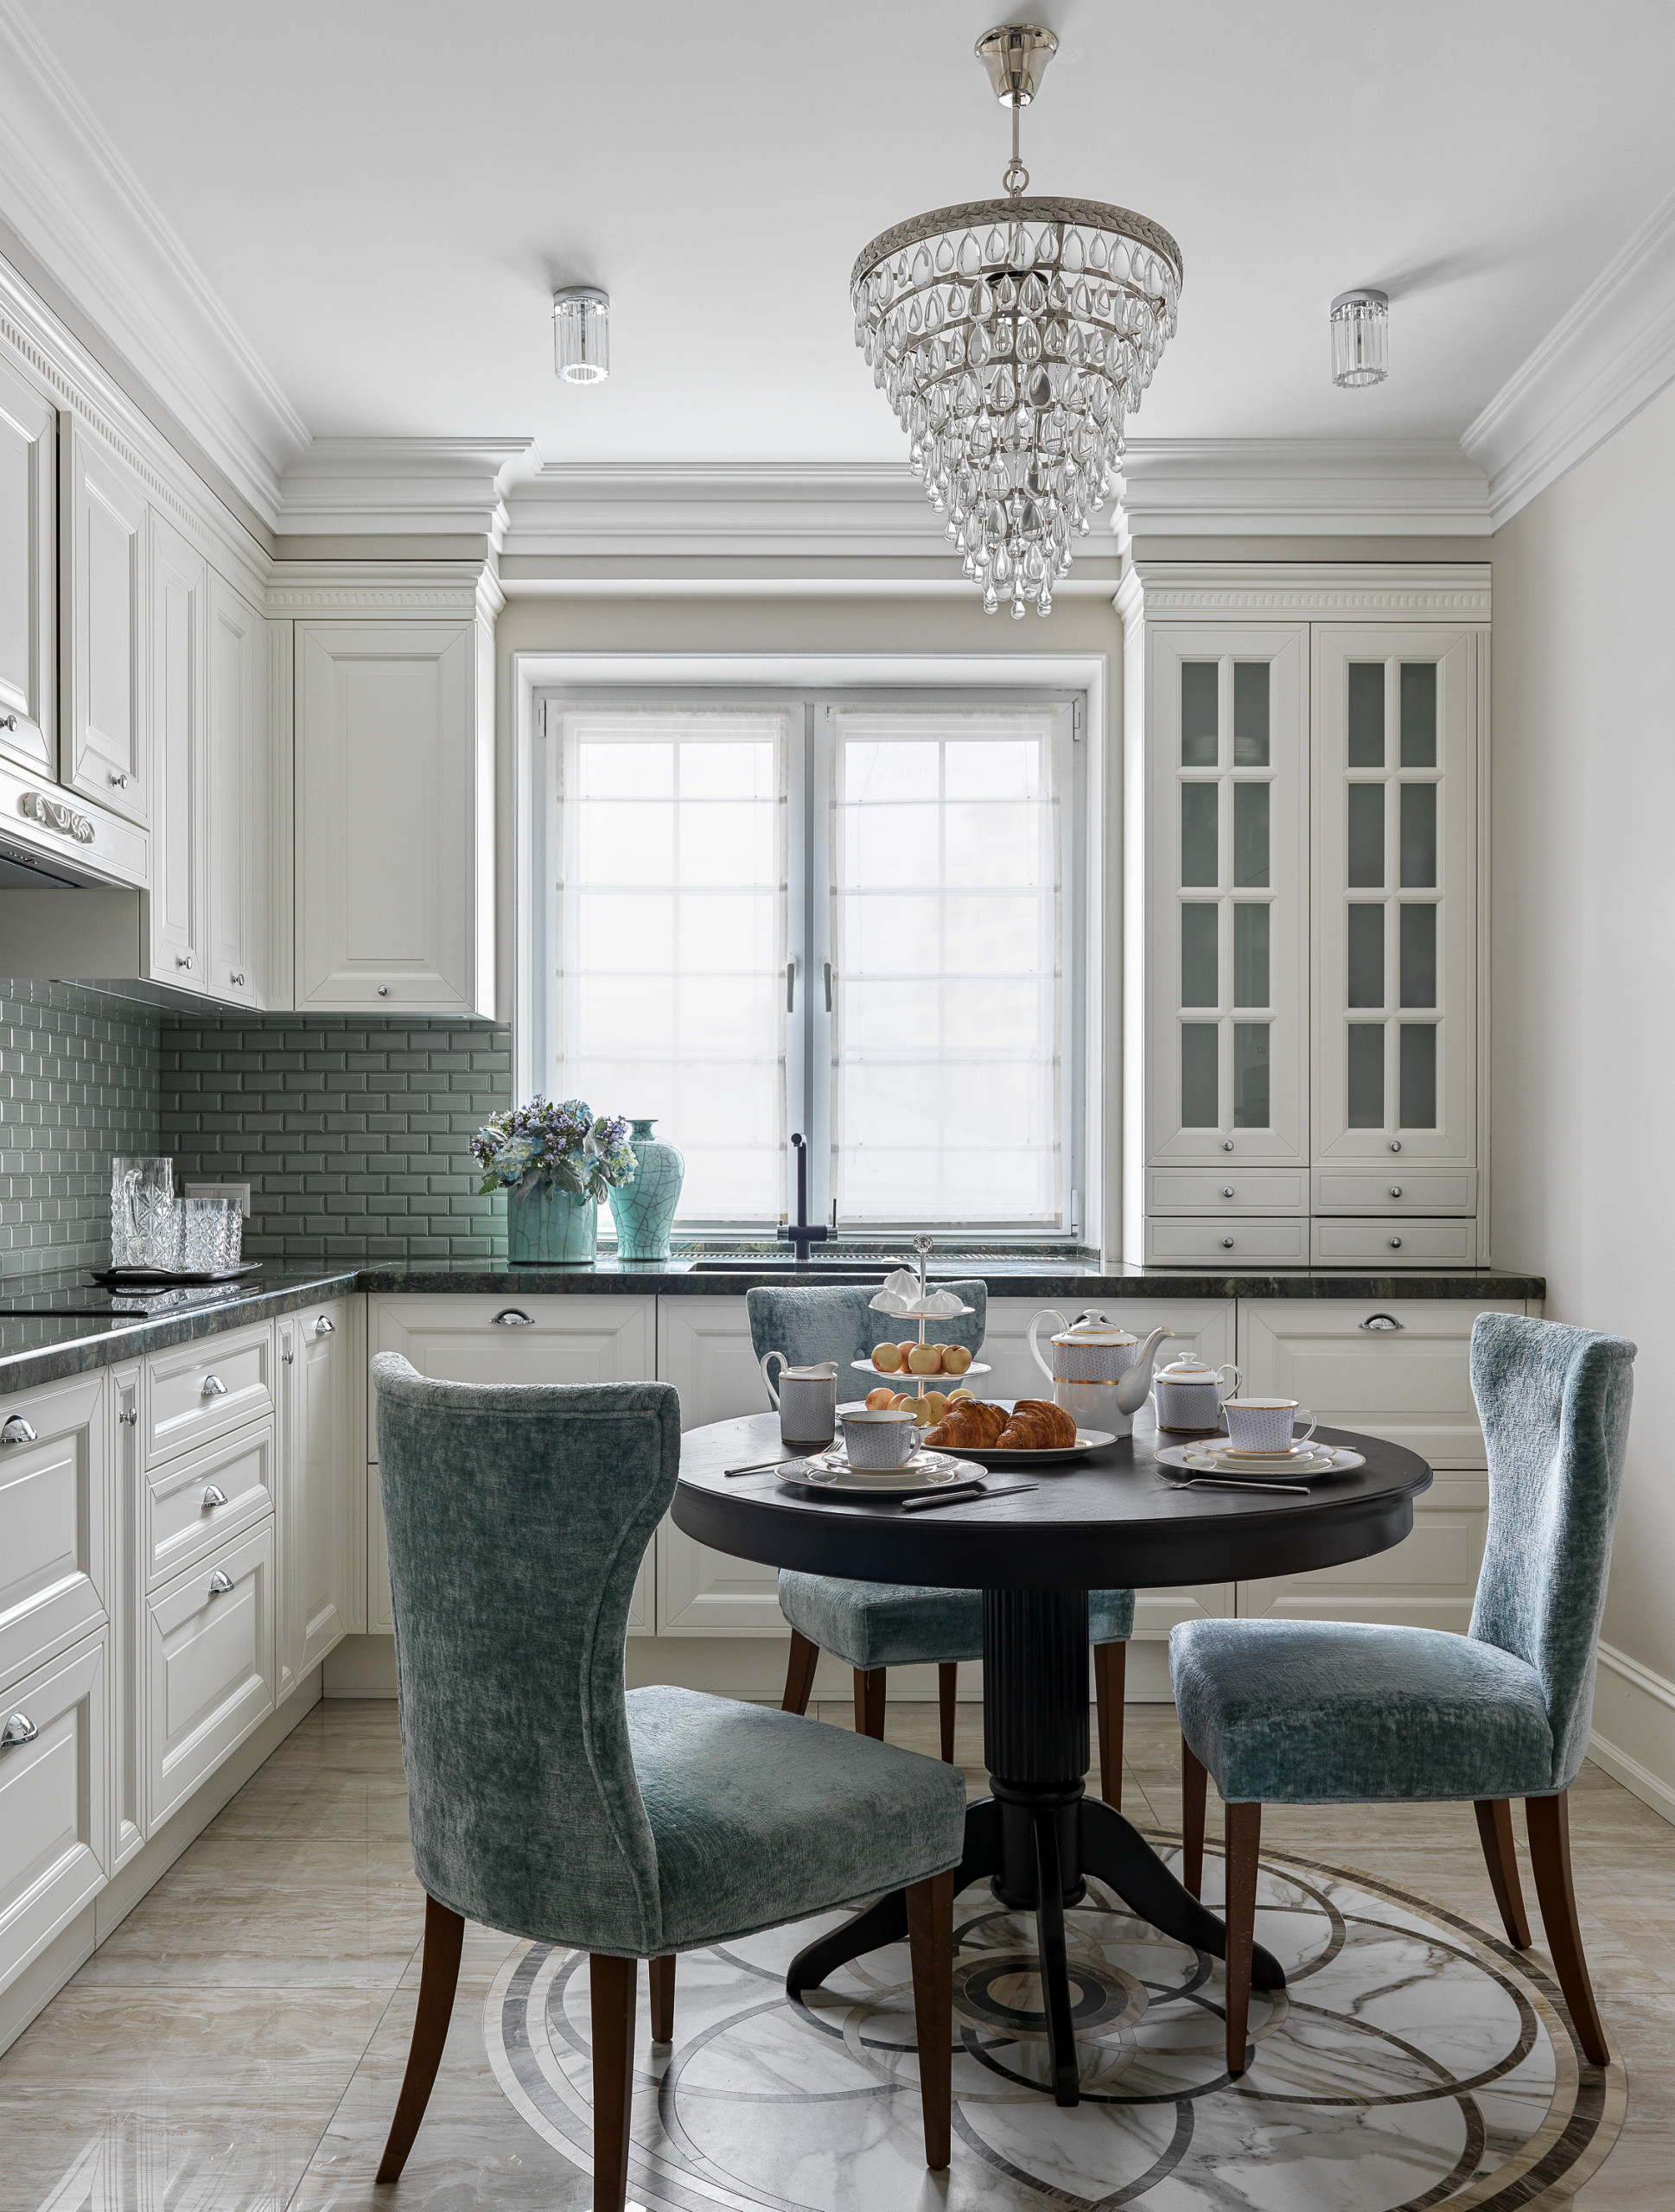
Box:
(1169, 1313), (1635, 2077)
(369, 1354), (967, 2209)
(749, 1283), (1137, 1799)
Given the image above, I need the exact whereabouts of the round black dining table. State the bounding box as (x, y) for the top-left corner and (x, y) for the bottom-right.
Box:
(673, 1409), (1432, 2107)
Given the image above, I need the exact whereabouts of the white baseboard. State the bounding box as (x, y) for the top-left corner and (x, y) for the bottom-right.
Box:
(1589, 1641), (1675, 1827)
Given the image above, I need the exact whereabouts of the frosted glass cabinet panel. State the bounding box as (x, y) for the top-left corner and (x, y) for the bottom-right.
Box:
(1312, 627), (1480, 1166)
(1147, 626), (1307, 1166)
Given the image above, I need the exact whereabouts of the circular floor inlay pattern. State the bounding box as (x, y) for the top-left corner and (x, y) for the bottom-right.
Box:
(483, 1839), (1625, 2212)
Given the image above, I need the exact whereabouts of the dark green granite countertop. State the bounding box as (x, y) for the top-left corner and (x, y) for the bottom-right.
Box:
(0, 1254), (1547, 1399)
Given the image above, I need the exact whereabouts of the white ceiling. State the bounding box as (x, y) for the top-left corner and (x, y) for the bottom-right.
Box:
(10, 0), (1675, 479)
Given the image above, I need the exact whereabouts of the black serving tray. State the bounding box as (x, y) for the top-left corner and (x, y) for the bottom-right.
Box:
(92, 1261), (264, 1287)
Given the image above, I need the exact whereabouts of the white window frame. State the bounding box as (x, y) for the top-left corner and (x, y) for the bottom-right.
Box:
(513, 652), (1114, 1248)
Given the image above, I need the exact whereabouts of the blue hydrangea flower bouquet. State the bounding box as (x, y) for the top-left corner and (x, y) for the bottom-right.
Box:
(471, 1096), (637, 1264)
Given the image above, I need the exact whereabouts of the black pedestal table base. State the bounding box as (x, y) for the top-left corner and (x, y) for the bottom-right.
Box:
(785, 1586), (1284, 2107)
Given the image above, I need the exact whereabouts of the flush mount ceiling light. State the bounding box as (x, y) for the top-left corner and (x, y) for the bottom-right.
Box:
(850, 22), (1181, 616)
(553, 285), (609, 383)
(1331, 288), (1389, 388)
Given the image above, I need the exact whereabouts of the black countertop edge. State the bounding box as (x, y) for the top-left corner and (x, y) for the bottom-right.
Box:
(0, 1261), (1546, 1399)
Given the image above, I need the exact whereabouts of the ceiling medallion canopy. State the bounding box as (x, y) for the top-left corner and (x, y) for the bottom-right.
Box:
(850, 23), (1182, 616)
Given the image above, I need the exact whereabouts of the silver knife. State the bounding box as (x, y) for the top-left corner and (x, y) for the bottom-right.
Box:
(901, 1481), (1039, 1512)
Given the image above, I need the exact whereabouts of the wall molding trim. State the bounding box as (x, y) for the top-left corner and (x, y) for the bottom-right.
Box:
(1464, 182), (1675, 530)
(1588, 1639), (1675, 1827)
(1118, 439), (1492, 540)
(0, 10), (306, 531)
(1117, 560), (1493, 624)
(277, 437), (540, 550)
(260, 560), (505, 620)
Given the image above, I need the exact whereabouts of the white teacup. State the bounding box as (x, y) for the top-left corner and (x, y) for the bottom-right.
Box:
(760, 1353), (838, 1447)
(839, 1408), (919, 1470)
(1221, 1397), (1316, 1453)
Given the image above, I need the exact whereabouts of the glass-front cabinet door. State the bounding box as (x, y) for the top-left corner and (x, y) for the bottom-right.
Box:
(1146, 626), (1307, 1166)
(1312, 626), (1481, 1168)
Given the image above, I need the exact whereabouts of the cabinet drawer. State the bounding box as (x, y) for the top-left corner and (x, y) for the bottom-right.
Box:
(1239, 1297), (1524, 1467)
(1311, 1217), (1478, 1267)
(145, 1422), (274, 1592)
(1145, 1217), (1309, 1267)
(0, 1375), (107, 1690)
(1146, 1169), (1308, 1216)
(0, 1630), (108, 1992)
(144, 1522), (274, 1831)
(146, 1323), (273, 1465)
(1313, 1169), (1477, 1215)
(368, 1295), (654, 1459)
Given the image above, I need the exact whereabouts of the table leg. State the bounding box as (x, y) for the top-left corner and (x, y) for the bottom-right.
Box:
(1078, 1796), (1286, 1993)
(785, 1800), (999, 1999)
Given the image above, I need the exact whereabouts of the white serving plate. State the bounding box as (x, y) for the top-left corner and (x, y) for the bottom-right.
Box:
(780, 1449), (984, 1496)
(1156, 1441), (1366, 1481)
(939, 1428), (1118, 1469)
(850, 1358), (991, 1383)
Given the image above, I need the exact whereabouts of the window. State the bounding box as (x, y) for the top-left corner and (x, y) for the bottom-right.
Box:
(538, 692), (1081, 1236)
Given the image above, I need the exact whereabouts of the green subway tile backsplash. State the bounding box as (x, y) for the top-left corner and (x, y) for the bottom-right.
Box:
(0, 982), (163, 1277)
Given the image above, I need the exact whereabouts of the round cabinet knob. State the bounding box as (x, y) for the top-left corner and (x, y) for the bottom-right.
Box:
(1221, 1186), (1235, 1198)
(177, 953), (194, 970)
(1221, 1140), (1234, 1153)
(231, 972), (245, 987)
(378, 985), (391, 998)
(0, 713), (15, 730)
(315, 1315), (335, 1336)
(1221, 1236), (1234, 1249)
(1388, 1185), (1403, 1198)
(1, 1713), (38, 1747)
(281, 1350), (294, 1364)
(201, 1484), (227, 1509)
(1389, 1140), (1402, 1153)
(201, 1374), (228, 1398)
(1389, 1236), (1403, 1249)
(207, 1569), (234, 1595)
(109, 771), (130, 788)
(493, 1308), (535, 1327)
(1, 1416), (37, 1446)
(118, 1408), (137, 1426)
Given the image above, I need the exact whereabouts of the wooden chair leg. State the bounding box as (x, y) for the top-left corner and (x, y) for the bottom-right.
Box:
(1525, 1792), (1610, 2064)
(781, 1630), (820, 1715)
(854, 1666), (887, 1740)
(906, 1870), (954, 2171)
(376, 1894), (465, 2183)
(648, 1953), (676, 2043)
(1223, 1802), (1262, 2078)
(1474, 1798), (1532, 1948)
(1181, 1736), (1208, 1900)
(1093, 1642), (1125, 1809)
(938, 1663), (959, 1764)
(589, 1953), (637, 2212)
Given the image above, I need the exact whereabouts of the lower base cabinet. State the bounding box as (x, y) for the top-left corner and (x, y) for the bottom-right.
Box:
(655, 1297), (785, 1635)
(144, 1522), (274, 1833)
(0, 1631), (108, 1993)
(277, 1301), (359, 1704)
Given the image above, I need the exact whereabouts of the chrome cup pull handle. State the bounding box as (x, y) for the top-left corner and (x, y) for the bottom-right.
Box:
(201, 1374), (228, 1397)
(315, 1315), (335, 1335)
(202, 1484), (228, 1509)
(1360, 1313), (1404, 1332)
(1, 1713), (38, 1747)
(207, 1569), (234, 1595)
(492, 1309), (534, 1327)
(1, 1415), (37, 1446)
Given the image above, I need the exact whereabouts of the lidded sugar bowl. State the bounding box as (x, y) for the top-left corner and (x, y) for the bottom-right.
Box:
(1151, 1353), (1242, 1434)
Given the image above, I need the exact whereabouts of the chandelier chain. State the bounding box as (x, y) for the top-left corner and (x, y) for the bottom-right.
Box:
(1004, 102), (1028, 197)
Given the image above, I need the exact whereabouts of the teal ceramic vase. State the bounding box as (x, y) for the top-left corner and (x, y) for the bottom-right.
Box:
(507, 1185), (598, 1266)
(608, 1119), (685, 1261)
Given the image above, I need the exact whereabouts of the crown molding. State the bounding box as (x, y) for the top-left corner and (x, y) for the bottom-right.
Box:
(0, 9), (307, 531)
(1465, 181), (1675, 529)
(277, 437), (541, 550)
(263, 559), (505, 620)
(1117, 559), (1491, 626)
(1118, 439), (1491, 540)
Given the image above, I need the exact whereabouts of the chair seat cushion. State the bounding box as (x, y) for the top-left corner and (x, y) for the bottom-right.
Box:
(627, 1686), (966, 1952)
(779, 1573), (1136, 1669)
(1169, 1618), (1557, 1805)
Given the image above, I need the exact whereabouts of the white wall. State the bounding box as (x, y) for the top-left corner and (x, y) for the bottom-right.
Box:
(1491, 378), (1675, 1815)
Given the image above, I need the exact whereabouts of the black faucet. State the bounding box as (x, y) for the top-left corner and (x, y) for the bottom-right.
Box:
(779, 1133), (832, 1262)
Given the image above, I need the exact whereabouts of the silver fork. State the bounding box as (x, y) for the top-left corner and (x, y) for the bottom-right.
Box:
(1159, 1474), (1311, 1497)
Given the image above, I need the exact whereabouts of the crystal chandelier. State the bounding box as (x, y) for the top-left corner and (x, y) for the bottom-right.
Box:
(850, 23), (1182, 616)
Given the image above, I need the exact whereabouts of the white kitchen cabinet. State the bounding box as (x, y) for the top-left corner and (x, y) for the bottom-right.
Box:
(0, 1374), (109, 1692)
(143, 1520), (274, 1832)
(144, 1321), (274, 1466)
(0, 1630), (108, 1995)
(106, 1363), (144, 1874)
(145, 511), (207, 988)
(1311, 626), (1482, 1173)
(366, 1294), (654, 1635)
(653, 1297), (781, 1636)
(0, 352), (56, 777)
(60, 422), (148, 825)
(1237, 1472), (1490, 1636)
(275, 1302), (356, 1704)
(205, 572), (265, 1006)
(295, 619), (494, 1014)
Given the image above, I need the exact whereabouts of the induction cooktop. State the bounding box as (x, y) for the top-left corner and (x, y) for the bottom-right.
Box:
(0, 1271), (263, 1319)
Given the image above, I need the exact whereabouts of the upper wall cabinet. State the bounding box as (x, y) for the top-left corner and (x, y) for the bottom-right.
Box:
(1312, 626), (1481, 1171)
(295, 620), (494, 1015)
(61, 423), (149, 825)
(0, 355), (55, 778)
(146, 512), (207, 988)
(205, 575), (264, 1006)
(1143, 626), (1308, 1172)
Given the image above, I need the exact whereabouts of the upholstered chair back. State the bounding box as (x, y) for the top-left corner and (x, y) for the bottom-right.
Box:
(1468, 1313), (1636, 1791)
(747, 1281), (988, 1378)
(372, 1354), (680, 1953)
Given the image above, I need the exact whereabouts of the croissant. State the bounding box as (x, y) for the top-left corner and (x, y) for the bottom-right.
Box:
(996, 1399), (1079, 1450)
(922, 1399), (1009, 1450)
